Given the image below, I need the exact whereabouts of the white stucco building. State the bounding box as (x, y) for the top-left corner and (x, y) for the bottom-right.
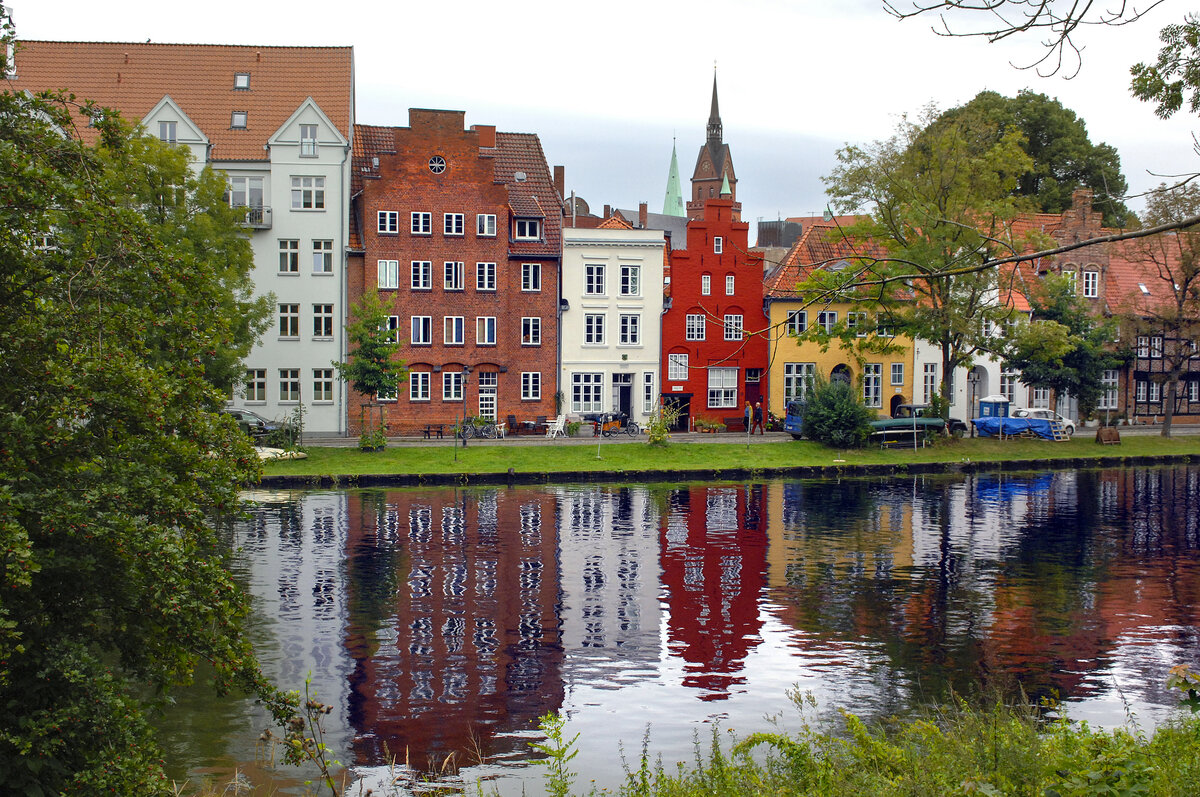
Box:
(560, 226), (667, 426)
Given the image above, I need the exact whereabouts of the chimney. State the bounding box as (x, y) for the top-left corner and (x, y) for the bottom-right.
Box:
(603, 204), (611, 219)
(472, 124), (496, 148)
(639, 202), (648, 229)
(553, 165), (565, 198)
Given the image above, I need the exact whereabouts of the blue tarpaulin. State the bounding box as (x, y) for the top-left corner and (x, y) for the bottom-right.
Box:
(972, 417), (1057, 440)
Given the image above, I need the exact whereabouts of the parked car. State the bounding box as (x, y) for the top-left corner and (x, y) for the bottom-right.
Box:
(1011, 408), (1075, 436)
(221, 408), (296, 443)
(879, 404), (969, 436)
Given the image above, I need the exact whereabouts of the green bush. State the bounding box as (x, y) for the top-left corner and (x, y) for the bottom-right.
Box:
(803, 373), (875, 449)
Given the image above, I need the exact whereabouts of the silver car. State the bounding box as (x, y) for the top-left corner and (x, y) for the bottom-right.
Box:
(1011, 408), (1075, 436)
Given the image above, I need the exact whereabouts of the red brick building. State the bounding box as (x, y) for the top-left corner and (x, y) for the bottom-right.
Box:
(687, 74), (740, 220)
(347, 109), (563, 433)
(660, 196), (768, 430)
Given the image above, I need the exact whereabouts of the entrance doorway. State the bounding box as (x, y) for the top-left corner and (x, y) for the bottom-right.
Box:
(612, 373), (633, 418)
(662, 393), (692, 431)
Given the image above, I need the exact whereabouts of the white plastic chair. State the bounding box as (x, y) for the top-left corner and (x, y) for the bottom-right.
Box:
(545, 415), (566, 439)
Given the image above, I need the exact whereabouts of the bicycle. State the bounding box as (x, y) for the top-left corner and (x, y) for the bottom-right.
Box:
(598, 413), (641, 437)
(458, 418), (501, 440)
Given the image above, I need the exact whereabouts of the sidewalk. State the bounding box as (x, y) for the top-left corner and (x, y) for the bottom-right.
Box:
(300, 429), (796, 448)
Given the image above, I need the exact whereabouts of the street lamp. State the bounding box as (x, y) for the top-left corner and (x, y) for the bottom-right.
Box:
(455, 365), (471, 461)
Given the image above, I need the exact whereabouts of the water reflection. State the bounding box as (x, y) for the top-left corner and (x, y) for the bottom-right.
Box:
(162, 467), (1200, 792)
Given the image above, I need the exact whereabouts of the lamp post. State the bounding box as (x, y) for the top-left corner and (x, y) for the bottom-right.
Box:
(967, 369), (980, 438)
(455, 365), (471, 462)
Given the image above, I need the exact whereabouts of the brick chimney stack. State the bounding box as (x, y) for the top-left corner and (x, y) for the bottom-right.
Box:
(639, 202), (648, 228)
(553, 165), (564, 198)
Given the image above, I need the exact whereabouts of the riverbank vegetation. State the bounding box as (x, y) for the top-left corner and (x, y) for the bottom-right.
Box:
(261, 434), (1200, 480)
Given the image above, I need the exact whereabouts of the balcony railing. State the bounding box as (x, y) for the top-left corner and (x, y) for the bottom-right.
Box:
(241, 205), (272, 230)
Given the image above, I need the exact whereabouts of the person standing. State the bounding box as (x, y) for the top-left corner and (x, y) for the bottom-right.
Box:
(743, 401), (752, 433)
(752, 401), (765, 435)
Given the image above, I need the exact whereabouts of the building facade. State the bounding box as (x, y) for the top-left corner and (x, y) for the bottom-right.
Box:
(7, 41), (356, 434)
(560, 223), (667, 427)
(347, 110), (563, 433)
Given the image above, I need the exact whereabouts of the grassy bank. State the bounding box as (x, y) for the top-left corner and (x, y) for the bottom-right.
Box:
(262, 434), (1200, 480)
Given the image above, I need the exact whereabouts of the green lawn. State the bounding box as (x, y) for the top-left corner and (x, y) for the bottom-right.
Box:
(262, 433), (1200, 479)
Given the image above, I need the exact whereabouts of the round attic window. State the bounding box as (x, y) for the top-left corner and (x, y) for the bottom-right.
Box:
(428, 155), (446, 174)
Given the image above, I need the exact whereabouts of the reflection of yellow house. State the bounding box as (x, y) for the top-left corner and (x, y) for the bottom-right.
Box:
(764, 222), (916, 418)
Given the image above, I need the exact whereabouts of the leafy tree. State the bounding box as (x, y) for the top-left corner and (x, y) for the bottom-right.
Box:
(1131, 13), (1200, 119)
(1003, 274), (1127, 420)
(934, 90), (1133, 227)
(334, 289), (407, 448)
(0, 11), (295, 793)
(1122, 183), (1200, 437)
(823, 105), (1034, 414)
(802, 372), (876, 449)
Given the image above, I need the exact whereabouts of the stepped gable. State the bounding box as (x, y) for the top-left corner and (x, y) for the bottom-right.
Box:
(6, 40), (352, 161)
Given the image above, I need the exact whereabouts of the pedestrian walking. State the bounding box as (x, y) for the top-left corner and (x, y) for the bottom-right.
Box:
(752, 401), (765, 435)
(743, 401), (752, 433)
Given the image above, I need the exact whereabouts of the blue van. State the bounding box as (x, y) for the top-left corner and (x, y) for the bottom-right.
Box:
(783, 401), (805, 439)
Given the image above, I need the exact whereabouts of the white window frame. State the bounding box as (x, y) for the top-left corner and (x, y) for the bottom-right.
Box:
(410, 372), (431, 402)
(1032, 386), (1051, 408)
(667, 353), (688, 381)
(514, 218), (540, 240)
(1099, 369), (1119, 410)
(724, 314), (744, 341)
(643, 372), (656, 415)
(476, 262), (497, 291)
(411, 315), (432, 345)
(817, 311), (837, 333)
(787, 310), (807, 335)
(783, 363), (815, 402)
(377, 210), (399, 234)
(227, 175), (264, 209)
(707, 367), (738, 409)
(620, 264), (641, 296)
(863, 363), (882, 407)
(278, 303), (299, 338)
(584, 314), (605, 345)
(521, 371), (541, 400)
(1001, 369), (1018, 404)
(290, 176), (324, 210)
(725, 274), (735, 295)
(443, 372), (464, 401)
(444, 213), (464, 236)
(278, 368), (300, 403)
(619, 314), (640, 346)
(1083, 270), (1099, 298)
(376, 258), (400, 289)
(585, 264), (605, 296)
(411, 260), (432, 290)
(244, 368), (266, 402)
(848, 312), (869, 337)
(444, 316), (464, 345)
(312, 239), (333, 274)
(923, 363), (938, 404)
(714, 236), (723, 254)
(701, 274), (711, 296)
(312, 303), (333, 338)
(477, 214), (497, 237)
(571, 372), (604, 413)
(278, 239), (299, 274)
(312, 368), (333, 402)
(385, 315), (400, 344)
(522, 263), (541, 292)
(686, 313), (706, 341)
(444, 261), (464, 291)
(411, 211), (432, 235)
(891, 363), (904, 386)
(158, 120), (177, 144)
(477, 316), (497, 345)
(299, 124), (318, 157)
(522, 317), (541, 346)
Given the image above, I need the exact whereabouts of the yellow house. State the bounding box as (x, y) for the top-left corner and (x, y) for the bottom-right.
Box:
(763, 222), (916, 418)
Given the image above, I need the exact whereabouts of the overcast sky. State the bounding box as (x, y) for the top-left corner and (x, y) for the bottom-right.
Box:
(10, 0), (1197, 241)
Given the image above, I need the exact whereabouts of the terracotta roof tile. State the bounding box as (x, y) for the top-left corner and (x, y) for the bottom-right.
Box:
(7, 40), (352, 161)
(494, 131), (562, 257)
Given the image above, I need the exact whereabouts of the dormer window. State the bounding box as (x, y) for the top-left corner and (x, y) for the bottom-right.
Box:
(234, 73), (250, 90)
(299, 124), (317, 157)
(231, 111), (247, 129)
(513, 218), (540, 240)
(158, 121), (177, 144)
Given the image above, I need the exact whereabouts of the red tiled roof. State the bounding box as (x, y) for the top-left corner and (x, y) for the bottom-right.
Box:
(766, 220), (892, 299)
(6, 40), (352, 161)
(494, 131), (563, 258)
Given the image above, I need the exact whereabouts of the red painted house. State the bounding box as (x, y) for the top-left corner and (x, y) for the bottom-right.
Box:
(347, 109), (563, 434)
(660, 194), (768, 430)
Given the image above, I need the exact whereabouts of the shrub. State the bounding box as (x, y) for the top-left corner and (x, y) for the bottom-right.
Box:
(803, 373), (875, 448)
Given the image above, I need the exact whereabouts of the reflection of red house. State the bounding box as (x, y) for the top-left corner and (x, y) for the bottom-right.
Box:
(660, 198), (768, 429)
(342, 489), (563, 765)
(657, 485), (768, 700)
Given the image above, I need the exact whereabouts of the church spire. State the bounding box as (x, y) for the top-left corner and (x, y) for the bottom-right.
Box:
(662, 138), (685, 217)
(706, 70), (722, 148)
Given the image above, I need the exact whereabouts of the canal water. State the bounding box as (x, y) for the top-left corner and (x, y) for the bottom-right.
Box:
(160, 466), (1200, 795)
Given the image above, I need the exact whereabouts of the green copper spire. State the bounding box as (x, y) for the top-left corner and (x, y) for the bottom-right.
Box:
(662, 138), (685, 217)
(719, 173), (732, 198)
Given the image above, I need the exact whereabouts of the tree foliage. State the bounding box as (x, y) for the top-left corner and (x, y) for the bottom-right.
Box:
(1131, 13), (1200, 120)
(1003, 274), (1127, 419)
(802, 372), (876, 449)
(333, 288), (407, 401)
(934, 90), (1133, 227)
(0, 12), (294, 793)
(822, 105), (1035, 403)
